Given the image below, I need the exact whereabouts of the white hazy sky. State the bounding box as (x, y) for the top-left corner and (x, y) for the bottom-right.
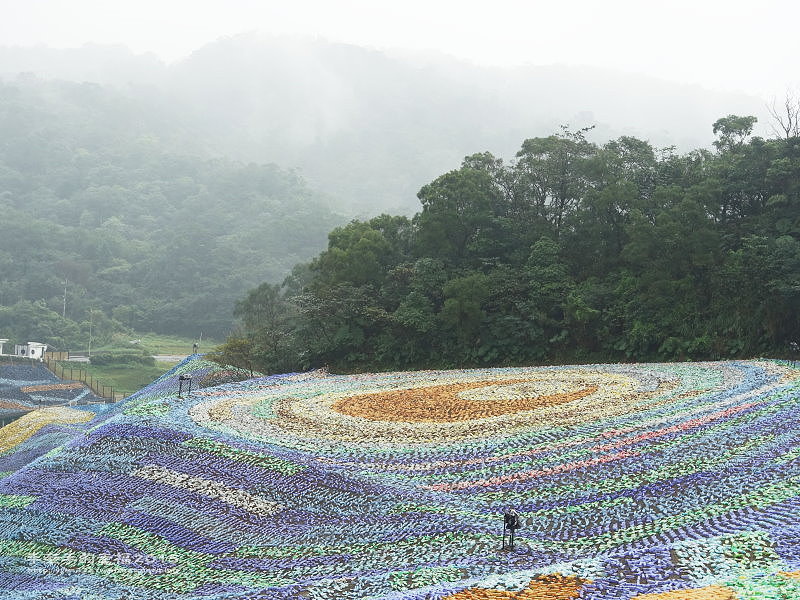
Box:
(1, 0), (798, 99)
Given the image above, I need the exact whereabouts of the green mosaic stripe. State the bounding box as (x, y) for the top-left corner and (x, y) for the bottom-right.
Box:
(393, 495), (634, 522)
(0, 493), (35, 508)
(182, 437), (304, 475)
(124, 400), (172, 417)
(100, 523), (293, 591)
(101, 522), (212, 568)
(237, 531), (498, 560)
(529, 475), (800, 552)
(0, 538), (194, 593)
(477, 394), (797, 504)
(389, 565), (464, 591)
(725, 572), (800, 599)
(775, 445), (800, 465)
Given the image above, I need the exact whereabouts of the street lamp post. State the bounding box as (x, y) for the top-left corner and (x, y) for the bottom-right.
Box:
(502, 510), (522, 550)
(178, 374), (193, 398)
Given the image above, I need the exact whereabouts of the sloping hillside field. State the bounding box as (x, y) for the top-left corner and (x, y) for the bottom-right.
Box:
(0, 359), (799, 599)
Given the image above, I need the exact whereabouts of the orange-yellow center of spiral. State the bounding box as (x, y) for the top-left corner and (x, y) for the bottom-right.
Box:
(332, 379), (597, 422)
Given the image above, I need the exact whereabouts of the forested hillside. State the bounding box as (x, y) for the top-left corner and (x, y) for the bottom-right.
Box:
(0, 37), (776, 352)
(222, 117), (800, 373)
(0, 77), (342, 347)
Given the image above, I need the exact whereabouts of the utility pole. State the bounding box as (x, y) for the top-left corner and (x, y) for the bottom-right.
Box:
(62, 279), (67, 318)
(88, 310), (93, 359)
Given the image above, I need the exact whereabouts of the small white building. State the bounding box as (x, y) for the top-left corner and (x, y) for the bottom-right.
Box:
(0, 339), (7, 355)
(13, 342), (48, 360)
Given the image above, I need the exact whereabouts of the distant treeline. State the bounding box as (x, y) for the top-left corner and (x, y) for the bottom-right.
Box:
(217, 116), (800, 373)
(0, 77), (342, 348)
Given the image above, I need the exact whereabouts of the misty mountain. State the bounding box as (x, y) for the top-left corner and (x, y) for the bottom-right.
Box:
(0, 76), (342, 341)
(0, 34), (766, 215)
(0, 43), (167, 87)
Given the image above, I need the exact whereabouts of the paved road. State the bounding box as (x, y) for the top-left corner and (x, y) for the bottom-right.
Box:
(66, 355), (189, 363)
(153, 355), (189, 363)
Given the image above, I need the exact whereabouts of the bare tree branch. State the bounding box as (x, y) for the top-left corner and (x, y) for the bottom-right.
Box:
(768, 92), (800, 139)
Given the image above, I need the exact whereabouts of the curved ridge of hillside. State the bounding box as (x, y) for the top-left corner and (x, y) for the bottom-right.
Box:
(0, 358), (799, 599)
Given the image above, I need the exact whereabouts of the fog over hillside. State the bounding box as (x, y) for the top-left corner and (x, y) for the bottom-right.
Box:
(0, 33), (766, 215)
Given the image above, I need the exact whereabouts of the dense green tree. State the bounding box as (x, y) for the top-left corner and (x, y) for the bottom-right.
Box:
(712, 115), (758, 151)
(311, 216), (411, 288)
(231, 282), (296, 374)
(207, 335), (259, 376)
(227, 117), (800, 374)
(514, 126), (595, 237)
(0, 301), (81, 350)
(414, 168), (497, 267)
(439, 273), (491, 352)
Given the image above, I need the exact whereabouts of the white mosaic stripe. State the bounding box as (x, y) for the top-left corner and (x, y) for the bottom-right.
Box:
(131, 464), (283, 515)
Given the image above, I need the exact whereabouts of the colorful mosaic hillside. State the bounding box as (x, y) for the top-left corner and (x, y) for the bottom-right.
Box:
(0, 363), (102, 426)
(0, 358), (799, 599)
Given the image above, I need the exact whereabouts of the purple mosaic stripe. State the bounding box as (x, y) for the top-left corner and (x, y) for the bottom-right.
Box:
(11, 471), (278, 532)
(0, 436), (69, 472)
(86, 424), (192, 444)
(122, 510), (237, 555)
(189, 582), (255, 597)
(0, 571), (57, 591)
(208, 551), (352, 572)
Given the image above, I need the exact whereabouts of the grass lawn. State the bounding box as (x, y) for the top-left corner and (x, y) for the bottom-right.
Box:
(108, 332), (220, 356)
(55, 361), (177, 397)
(56, 332), (221, 397)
